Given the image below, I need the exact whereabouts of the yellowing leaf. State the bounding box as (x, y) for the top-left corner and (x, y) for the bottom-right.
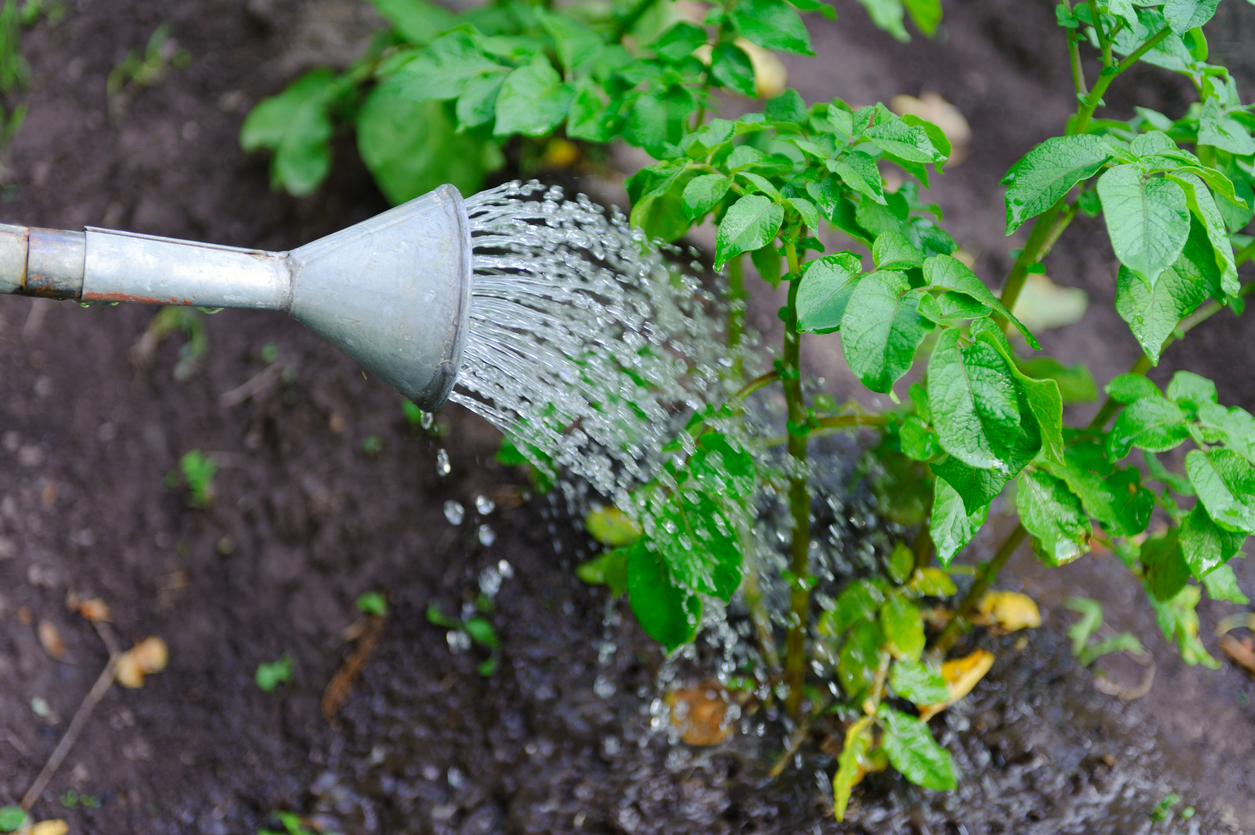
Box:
(115, 637), (170, 689)
(38, 620), (66, 661)
(1010, 272), (1088, 333)
(976, 590), (1042, 632)
(32, 820), (70, 835)
(919, 648), (995, 720)
(736, 38), (787, 98)
(584, 505), (642, 547)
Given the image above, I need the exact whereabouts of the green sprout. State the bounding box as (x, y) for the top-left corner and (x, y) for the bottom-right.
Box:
(255, 653), (294, 693)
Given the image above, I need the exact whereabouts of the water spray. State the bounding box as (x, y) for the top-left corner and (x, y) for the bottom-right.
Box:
(0, 184), (472, 411)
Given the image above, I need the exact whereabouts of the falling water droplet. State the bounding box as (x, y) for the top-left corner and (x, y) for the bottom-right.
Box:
(443, 500), (464, 525)
(475, 495), (496, 515)
(435, 448), (451, 476)
(477, 524), (496, 546)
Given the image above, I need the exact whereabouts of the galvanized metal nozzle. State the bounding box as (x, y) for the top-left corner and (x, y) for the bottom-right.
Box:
(0, 184), (472, 411)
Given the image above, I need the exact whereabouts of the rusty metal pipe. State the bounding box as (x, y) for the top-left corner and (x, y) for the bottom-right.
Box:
(0, 184), (472, 410)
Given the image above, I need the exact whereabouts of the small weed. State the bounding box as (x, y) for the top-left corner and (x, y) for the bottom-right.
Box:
(60, 789), (101, 810)
(255, 653), (294, 692)
(401, 399), (424, 426)
(261, 342), (280, 363)
(106, 22), (191, 112)
(355, 591), (387, 617)
(427, 603), (500, 677)
(258, 811), (317, 835)
(165, 450), (217, 508)
(1150, 793), (1183, 822)
(361, 435), (384, 456)
(132, 306), (206, 381)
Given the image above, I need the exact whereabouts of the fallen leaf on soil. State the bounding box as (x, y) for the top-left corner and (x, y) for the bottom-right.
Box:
(38, 620), (66, 660)
(665, 684), (735, 746)
(31, 820), (69, 835)
(919, 649), (996, 721)
(1219, 635), (1255, 677)
(1010, 272), (1088, 333)
(890, 92), (972, 163)
(973, 590), (1041, 632)
(322, 615), (385, 722)
(115, 637), (169, 689)
(78, 598), (112, 623)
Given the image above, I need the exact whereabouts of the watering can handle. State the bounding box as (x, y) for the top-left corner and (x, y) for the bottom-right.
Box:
(0, 222), (294, 310)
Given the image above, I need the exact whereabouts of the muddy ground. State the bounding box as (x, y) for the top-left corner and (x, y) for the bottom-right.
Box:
(0, 0), (1253, 833)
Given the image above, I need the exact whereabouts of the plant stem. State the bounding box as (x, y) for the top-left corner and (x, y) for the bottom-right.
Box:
(912, 520), (934, 572)
(781, 235), (811, 720)
(932, 523), (1028, 656)
(998, 198), (1067, 313)
(1085, 0), (1112, 68)
(736, 369), (780, 400)
(1072, 27), (1171, 135)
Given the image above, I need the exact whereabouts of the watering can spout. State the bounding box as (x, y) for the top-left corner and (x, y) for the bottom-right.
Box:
(0, 184), (472, 411)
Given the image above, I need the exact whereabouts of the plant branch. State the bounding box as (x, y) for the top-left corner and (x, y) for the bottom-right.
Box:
(736, 370), (780, 400)
(1072, 27), (1171, 135)
(1084, 0), (1112, 68)
(932, 523), (1028, 656)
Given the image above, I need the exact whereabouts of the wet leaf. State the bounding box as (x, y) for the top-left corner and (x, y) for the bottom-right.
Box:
(889, 659), (950, 705)
(682, 174), (732, 220)
(931, 477), (987, 567)
(1107, 397), (1190, 460)
(881, 591), (925, 662)
(890, 93), (969, 162)
(887, 542), (914, 585)
(1017, 469), (1091, 565)
(493, 60), (574, 137)
(832, 716), (873, 821)
(918, 648), (995, 720)
(715, 194), (784, 269)
(585, 505), (643, 547)
(795, 252), (863, 334)
(820, 578), (887, 636)
(879, 705), (957, 790)
(575, 548), (629, 596)
(1002, 135), (1110, 234)
(734, 0), (813, 55)
(838, 619), (888, 698)
(1201, 564), (1248, 605)
(1098, 164), (1190, 287)
(927, 329), (1021, 469)
(906, 567), (957, 598)
(1148, 584), (1218, 668)
(976, 591), (1042, 631)
(841, 269), (929, 394)
(1185, 448), (1255, 534)
(627, 542), (701, 652)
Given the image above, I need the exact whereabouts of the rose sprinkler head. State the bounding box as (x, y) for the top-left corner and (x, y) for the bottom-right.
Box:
(0, 184), (472, 411)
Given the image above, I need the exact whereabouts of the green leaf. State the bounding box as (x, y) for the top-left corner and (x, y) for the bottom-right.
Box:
(1167, 171), (1238, 297)
(651, 22), (707, 62)
(856, 0), (909, 41)
(927, 328), (1021, 469)
(464, 616), (499, 649)
(652, 490), (742, 600)
(863, 103), (943, 165)
(923, 255), (1038, 348)
(872, 230), (924, 270)
(627, 542), (701, 652)
(900, 414), (943, 461)
(734, 0), (814, 55)
(627, 161), (699, 242)
(1079, 632), (1146, 666)
(1017, 469), (1091, 566)
(585, 505), (643, 547)
(979, 331), (1064, 465)
(535, 7), (604, 71)
(932, 458), (1013, 516)
(1014, 356), (1098, 404)
(906, 567), (957, 597)
(456, 72), (506, 128)
(788, 197), (820, 231)
(1185, 448), (1255, 534)
(711, 43), (757, 97)
(833, 717), (873, 822)
(358, 86), (500, 205)
(426, 602), (462, 629)
(890, 660), (951, 705)
(879, 706), (958, 791)
(765, 89), (809, 123)
(1001, 135), (1110, 234)
(256, 653), (294, 692)
(1114, 217), (1221, 365)
(751, 244), (782, 287)
(887, 541), (915, 585)
(1064, 597), (1104, 657)
(368, 0), (456, 45)
(391, 31), (501, 100)
(1140, 529), (1191, 602)
(881, 590), (925, 661)
(903, 0), (942, 34)
(566, 82), (616, 141)
(690, 432), (757, 498)
(1097, 164), (1190, 287)
(820, 578), (888, 636)
(788, 0), (838, 18)
(740, 171), (784, 200)
(1201, 563), (1248, 604)
(1148, 584), (1218, 668)
(682, 174), (732, 219)
(841, 270), (929, 393)
(1105, 373), (1162, 403)
(1180, 501), (1246, 579)
(356, 591), (388, 617)
(493, 60), (574, 137)
(715, 194), (784, 269)
(838, 620), (888, 697)
(1106, 397), (1190, 460)
(1162, 0), (1220, 34)
(1053, 458), (1153, 537)
(931, 477), (987, 566)
(1146, 451), (1195, 495)
(827, 150), (886, 204)
(795, 252), (863, 333)
(576, 548), (630, 596)
(240, 69), (336, 197)
(1166, 370), (1218, 411)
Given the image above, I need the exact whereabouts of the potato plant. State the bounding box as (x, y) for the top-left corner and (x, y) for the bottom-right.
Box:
(245, 0), (1255, 814)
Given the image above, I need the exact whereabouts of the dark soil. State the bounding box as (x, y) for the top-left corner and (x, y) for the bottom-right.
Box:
(0, 1), (1252, 834)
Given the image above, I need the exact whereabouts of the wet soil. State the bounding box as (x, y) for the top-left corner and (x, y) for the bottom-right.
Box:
(0, 1), (1253, 834)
